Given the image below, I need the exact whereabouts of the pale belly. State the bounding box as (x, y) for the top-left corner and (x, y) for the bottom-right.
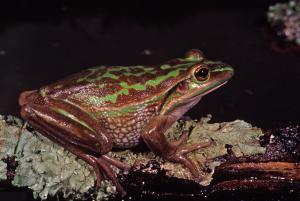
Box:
(96, 106), (157, 148)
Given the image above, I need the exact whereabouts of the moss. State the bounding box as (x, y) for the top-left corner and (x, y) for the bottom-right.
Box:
(0, 114), (265, 200)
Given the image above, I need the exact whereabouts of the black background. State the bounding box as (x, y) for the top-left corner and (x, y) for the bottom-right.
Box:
(0, 0), (299, 200)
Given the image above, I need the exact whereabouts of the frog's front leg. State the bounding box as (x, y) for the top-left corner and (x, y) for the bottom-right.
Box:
(142, 115), (212, 181)
(20, 97), (129, 196)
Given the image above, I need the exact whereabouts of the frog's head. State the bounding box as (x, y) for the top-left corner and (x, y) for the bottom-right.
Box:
(160, 49), (234, 117)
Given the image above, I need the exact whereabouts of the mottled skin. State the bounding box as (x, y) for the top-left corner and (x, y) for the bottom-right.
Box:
(19, 50), (234, 196)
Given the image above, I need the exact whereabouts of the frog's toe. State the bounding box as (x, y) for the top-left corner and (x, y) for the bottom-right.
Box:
(102, 155), (131, 172)
(78, 153), (104, 187)
(96, 157), (127, 197)
(71, 153), (127, 197)
(168, 139), (212, 181)
(170, 130), (189, 147)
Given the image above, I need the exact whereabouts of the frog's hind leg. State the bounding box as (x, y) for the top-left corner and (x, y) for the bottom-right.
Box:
(21, 111), (105, 186)
(20, 100), (128, 196)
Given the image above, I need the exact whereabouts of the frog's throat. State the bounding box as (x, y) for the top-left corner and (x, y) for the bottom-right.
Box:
(162, 95), (202, 121)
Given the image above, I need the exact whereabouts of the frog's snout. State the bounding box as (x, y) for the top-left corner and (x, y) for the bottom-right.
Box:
(19, 90), (38, 106)
(217, 67), (234, 83)
(224, 68), (234, 80)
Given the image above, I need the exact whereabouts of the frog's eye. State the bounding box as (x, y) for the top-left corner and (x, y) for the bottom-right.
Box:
(194, 67), (209, 81)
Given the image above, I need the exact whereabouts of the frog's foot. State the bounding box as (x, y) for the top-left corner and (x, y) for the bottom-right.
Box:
(73, 153), (127, 197)
(78, 153), (103, 186)
(142, 115), (213, 182)
(169, 130), (189, 147)
(168, 138), (212, 181)
(95, 156), (127, 197)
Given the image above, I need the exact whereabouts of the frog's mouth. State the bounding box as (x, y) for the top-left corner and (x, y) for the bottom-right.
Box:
(162, 79), (229, 116)
(184, 80), (228, 105)
(176, 79), (228, 102)
(198, 81), (228, 97)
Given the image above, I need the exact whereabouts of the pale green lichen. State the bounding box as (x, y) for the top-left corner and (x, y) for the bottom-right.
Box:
(267, 0), (300, 45)
(13, 131), (116, 200)
(0, 114), (266, 200)
(0, 160), (7, 180)
(108, 115), (265, 186)
(163, 115), (265, 185)
(0, 115), (22, 159)
(0, 115), (116, 200)
(0, 115), (24, 181)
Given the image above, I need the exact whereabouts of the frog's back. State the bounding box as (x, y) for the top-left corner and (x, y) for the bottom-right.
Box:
(40, 63), (194, 108)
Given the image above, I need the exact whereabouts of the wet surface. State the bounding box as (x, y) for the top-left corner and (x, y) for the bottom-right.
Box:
(0, 1), (300, 201)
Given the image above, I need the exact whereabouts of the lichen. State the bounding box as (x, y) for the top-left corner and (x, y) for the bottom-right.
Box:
(0, 115), (22, 159)
(0, 160), (7, 180)
(0, 115), (116, 200)
(0, 114), (266, 200)
(267, 0), (300, 45)
(109, 115), (265, 185)
(164, 115), (265, 184)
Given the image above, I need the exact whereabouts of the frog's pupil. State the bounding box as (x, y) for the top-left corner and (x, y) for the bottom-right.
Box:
(195, 68), (209, 81)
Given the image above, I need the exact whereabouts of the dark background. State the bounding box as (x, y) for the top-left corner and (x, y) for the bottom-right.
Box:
(0, 1), (299, 200)
(1, 0), (299, 129)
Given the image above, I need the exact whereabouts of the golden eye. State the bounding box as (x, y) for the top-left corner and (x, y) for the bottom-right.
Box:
(194, 67), (209, 81)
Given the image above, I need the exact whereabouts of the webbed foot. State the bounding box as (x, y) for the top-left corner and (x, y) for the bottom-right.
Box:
(168, 136), (212, 181)
(142, 116), (214, 182)
(72, 153), (129, 197)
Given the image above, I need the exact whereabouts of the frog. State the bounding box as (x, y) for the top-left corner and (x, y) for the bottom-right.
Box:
(19, 49), (234, 196)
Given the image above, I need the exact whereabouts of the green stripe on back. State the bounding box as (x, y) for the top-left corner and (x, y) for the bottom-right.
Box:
(55, 108), (95, 132)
